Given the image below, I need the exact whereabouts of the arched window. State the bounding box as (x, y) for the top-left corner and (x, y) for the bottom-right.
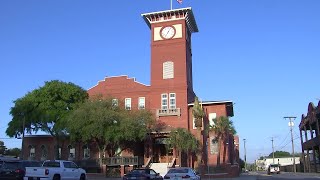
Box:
(55, 146), (62, 159)
(163, 61), (174, 79)
(82, 145), (90, 159)
(68, 145), (75, 159)
(40, 145), (47, 160)
(28, 145), (35, 159)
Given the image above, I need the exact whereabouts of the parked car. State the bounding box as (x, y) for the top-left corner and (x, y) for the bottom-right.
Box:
(24, 160), (86, 180)
(0, 160), (41, 180)
(267, 164), (280, 175)
(164, 167), (200, 180)
(123, 168), (163, 180)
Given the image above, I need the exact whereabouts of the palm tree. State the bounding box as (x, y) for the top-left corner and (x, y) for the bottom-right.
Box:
(210, 116), (236, 166)
(167, 128), (199, 167)
(192, 97), (205, 165)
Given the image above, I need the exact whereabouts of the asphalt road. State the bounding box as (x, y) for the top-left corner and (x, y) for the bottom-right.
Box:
(251, 171), (320, 180)
(87, 172), (320, 180)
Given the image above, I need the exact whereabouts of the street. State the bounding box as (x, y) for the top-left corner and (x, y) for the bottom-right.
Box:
(251, 171), (320, 180)
(87, 172), (320, 180)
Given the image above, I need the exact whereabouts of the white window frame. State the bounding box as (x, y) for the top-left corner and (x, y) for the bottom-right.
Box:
(192, 117), (197, 129)
(83, 145), (90, 159)
(112, 99), (118, 107)
(161, 94), (168, 110)
(209, 113), (217, 127)
(138, 97), (145, 109)
(68, 145), (75, 158)
(169, 93), (176, 109)
(125, 98), (131, 110)
(29, 146), (35, 158)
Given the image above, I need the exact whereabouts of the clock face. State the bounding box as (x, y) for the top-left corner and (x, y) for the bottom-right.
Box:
(160, 26), (175, 39)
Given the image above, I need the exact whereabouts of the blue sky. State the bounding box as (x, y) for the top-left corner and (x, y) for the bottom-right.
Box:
(0, 0), (319, 163)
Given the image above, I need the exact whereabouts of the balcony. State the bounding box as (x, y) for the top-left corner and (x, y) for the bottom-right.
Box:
(102, 156), (144, 166)
(157, 108), (181, 117)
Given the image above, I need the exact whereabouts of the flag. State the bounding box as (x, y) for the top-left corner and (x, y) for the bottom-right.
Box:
(177, 0), (183, 4)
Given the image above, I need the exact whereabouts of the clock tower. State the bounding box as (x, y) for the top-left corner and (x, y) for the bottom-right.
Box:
(142, 8), (198, 129)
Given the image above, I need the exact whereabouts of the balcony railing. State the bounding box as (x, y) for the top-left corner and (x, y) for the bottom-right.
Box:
(157, 108), (181, 117)
(102, 156), (144, 166)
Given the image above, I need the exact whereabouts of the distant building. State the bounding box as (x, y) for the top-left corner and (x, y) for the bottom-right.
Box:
(255, 157), (300, 171)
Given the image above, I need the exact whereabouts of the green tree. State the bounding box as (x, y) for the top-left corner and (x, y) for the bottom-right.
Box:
(0, 141), (5, 155)
(66, 98), (155, 166)
(6, 80), (88, 159)
(268, 151), (291, 158)
(210, 116), (236, 166)
(192, 96), (205, 165)
(5, 148), (21, 157)
(167, 128), (199, 166)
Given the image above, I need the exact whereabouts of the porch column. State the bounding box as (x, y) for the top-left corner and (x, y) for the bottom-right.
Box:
(309, 123), (314, 139)
(304, 126), (308, 142)
(307, 150), (311, 172)
(312, 147), (317, 172)
(315, 117), (320, 136)
(300, 129), (306, 172)
(120, 165), (125, 177)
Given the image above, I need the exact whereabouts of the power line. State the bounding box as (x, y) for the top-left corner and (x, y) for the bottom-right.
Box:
(276, 131), (290, 148)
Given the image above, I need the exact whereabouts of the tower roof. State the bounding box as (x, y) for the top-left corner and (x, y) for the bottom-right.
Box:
(141, 7), (199, 33)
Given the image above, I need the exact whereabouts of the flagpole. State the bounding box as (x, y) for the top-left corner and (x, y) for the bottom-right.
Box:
(170, 0), (172, 10)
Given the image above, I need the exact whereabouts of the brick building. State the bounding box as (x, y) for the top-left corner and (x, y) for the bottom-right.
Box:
(23, 7), (239, 176)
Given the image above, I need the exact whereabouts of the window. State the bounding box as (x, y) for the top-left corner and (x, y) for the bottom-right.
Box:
(83, 145), (90, 159)
(41, 145), (47, 159)
(210, 136), (219, 154)
(125, 98), (131, 110)
(57, 147), (61, 159)
(163, 61), (174, 79)
(161, 94), (168, 109)
(112, 99), (118, 107)
(209, 113), (217, 127)
(138, 97), (145, 109)
(68, 145), (75, 158)
(192, 117), (197, 129)
(29, 146), (35, 158)
(169, 93), (176, 109)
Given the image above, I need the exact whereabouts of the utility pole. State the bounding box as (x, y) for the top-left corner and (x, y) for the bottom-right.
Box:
(284, 116), (297, 173)
(271, 137), (275, 164)
(243, 138), (247, 171)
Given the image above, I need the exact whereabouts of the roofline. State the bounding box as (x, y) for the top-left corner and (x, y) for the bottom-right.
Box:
(188, 100), (233, 106)
(141, 7), (199, 33)
(87, 75), (150, 91)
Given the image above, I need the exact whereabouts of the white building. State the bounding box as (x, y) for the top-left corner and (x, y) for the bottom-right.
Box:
(255, 157), (300, 170)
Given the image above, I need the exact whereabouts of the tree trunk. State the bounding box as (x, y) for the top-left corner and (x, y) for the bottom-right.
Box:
(197, 129), (202, 168)
(223, 141), (226, 163)
(217, 138), (221, 166)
